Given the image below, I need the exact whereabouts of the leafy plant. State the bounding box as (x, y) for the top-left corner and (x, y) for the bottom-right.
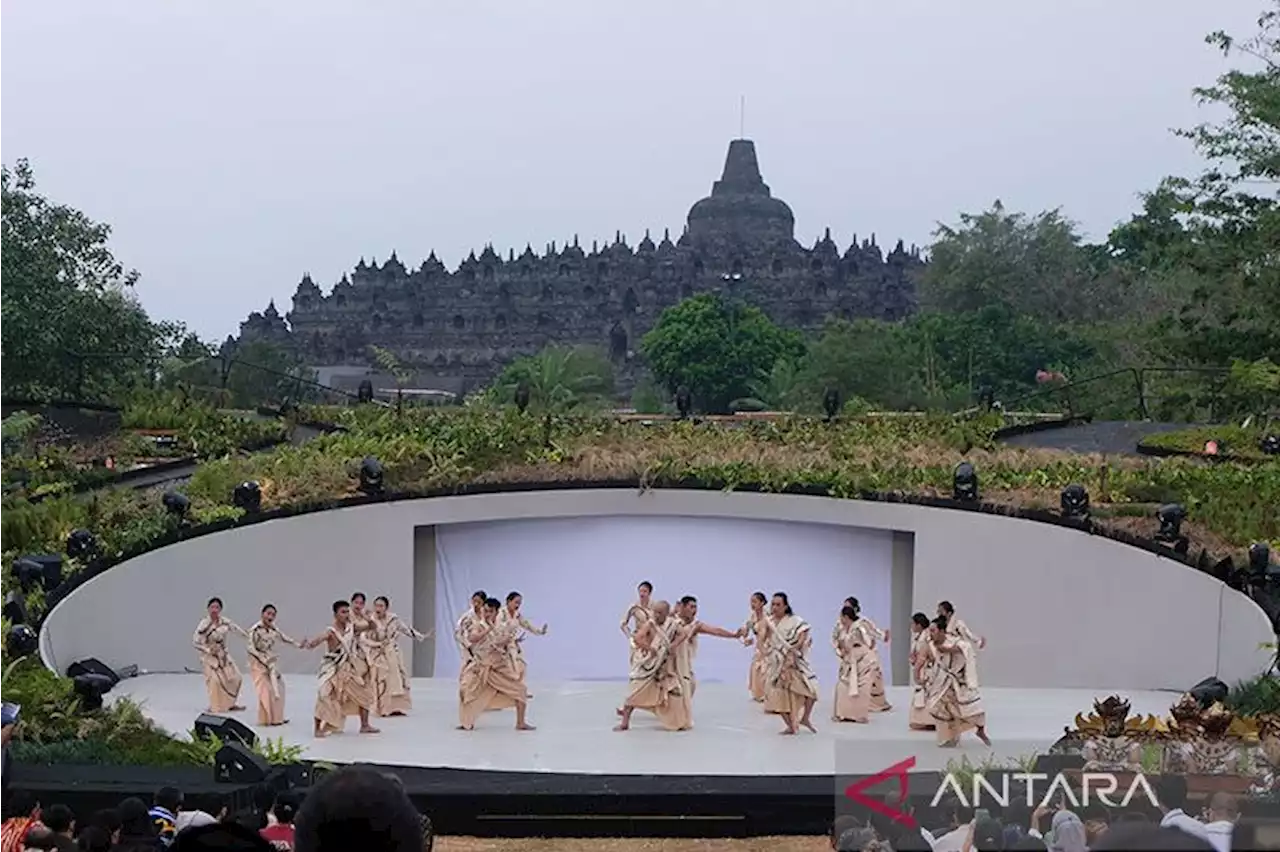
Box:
(1226, 673), (1280, 716)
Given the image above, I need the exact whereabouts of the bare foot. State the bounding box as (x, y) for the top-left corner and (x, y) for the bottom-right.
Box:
(314, 730), (327, 739)
(458, 725), (474, 731)
(613, 723), (629, 731)
(388, 711), (405, 717)
(977, 729), (992, 746)
(230, 705), (246, 711)
(516, 723), (536, 731)
(360, 725), (380, 734)
(801, 720), (817, 733)
(616, 707), (624, 717)
(780, 728), (797, 735)
(940, 739), (959, 748)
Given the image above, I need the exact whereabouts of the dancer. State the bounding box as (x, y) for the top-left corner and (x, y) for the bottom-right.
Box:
(742, 591), (772, 703)
(454, 590), (487, 671)
(765, 592), (819, 735)
(309, 600), (379, 737)
(499, 591), (548, 684)
(193, 597), (248, 713)
(369, 596), (431, 717)
(246, 604), (305, 726)
(832, 605), (873, 724)
(458, 597), (534, 731)
(908, 612), (936, 730)
(924, 616), (990, 747)
(841, 597), (891, 712)
(938, 600), (986, 648)
(667, 596), (745, 709)
(614, 600), (691, 732)
(619, 581), (654, 637)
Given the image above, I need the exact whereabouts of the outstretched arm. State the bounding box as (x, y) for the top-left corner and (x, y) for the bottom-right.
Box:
(695, 622), (743, 640)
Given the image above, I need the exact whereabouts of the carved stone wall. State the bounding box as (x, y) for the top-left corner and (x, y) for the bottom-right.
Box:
(235, 140), (924, 395)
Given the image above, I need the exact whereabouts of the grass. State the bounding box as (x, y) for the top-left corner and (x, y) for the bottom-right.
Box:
(1140, 424), (1274, 461)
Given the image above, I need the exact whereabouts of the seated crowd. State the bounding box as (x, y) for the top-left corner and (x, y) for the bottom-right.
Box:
(0, 766), (433, 852)
(832, 777), (1248, 851)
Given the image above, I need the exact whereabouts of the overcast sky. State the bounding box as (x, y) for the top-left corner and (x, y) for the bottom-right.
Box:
(2, 1), (1262, 340)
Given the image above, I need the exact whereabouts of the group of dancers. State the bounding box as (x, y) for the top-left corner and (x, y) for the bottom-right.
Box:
(191, 583), (991, 747)
(191, 592), (429, 737)
(610, 584), (992, 746)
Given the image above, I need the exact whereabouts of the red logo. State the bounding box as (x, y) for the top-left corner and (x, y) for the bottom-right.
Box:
(843, 756), (917, 828)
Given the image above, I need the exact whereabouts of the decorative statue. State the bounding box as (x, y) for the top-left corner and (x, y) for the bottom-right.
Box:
(1080, 696), (1143, 772)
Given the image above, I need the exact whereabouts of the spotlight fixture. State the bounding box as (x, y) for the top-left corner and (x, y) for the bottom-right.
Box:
(1250, 542), (1273, 578)
(1262, 434), (1279, 456)
(162, 490), (190, 519)
(72, 672), (115, 712)
(12, 554), (63, 593)
(66, 528), (97, 561)
(232, 481), (262, 514)
(6, 624), (38, 658)
(1060, 484), (1090, 521)
(358, 457), (384, 495)
(1211, 556), (1235, 584)
(822, 388), (840, 422)
(1155, 504), (1187, 542)
(675, 386), (692, 419)
(514, 381), (531, 414)
(357, 379), (374, 404)
(953, 462), (979, 502)
(2, 590), (27, 625)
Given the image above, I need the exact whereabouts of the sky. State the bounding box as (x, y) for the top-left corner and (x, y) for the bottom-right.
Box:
(1, 1), (1263, 341)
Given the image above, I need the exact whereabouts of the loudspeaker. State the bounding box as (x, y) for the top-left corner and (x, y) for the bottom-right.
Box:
(1189, 676), (1229, 708)
(194, 713), (257, 748)
(214, 742), (271, 784)
(66, 658), (120, 688)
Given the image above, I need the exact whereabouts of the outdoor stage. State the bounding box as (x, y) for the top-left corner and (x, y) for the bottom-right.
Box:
(95, 674), (1179, 835)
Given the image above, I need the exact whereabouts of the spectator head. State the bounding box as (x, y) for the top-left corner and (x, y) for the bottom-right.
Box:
(835, 826), (876, 852)
(116, 797), (154, 837)
(42, 804), (74, 836)
(76, 826), (113, 852)
(89, 808), (121, 845)
(1154, 775), (1188, 812)
(831, 815), (861, 848)
(22, 827), (58, 851)
(272, 792), (300, 826)
(973, 815), (1004, 850)
(154, 786), (184, 814)
(294, 765), (424, 852)
(1207, 792), (1238, 824)
(171, 822), (272, 852)
(935, 795), (971, 829)
(4, 790), (39, 820)
(1091, 823), (1215, 850)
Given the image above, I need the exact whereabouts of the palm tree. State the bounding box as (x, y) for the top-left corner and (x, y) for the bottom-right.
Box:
(492, 345), (614, 412)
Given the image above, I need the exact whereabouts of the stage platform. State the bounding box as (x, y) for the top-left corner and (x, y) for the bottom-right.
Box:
(98, 675), (1177, 836)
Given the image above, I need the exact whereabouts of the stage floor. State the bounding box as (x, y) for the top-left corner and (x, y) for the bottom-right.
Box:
(114, 675), (1177, 776)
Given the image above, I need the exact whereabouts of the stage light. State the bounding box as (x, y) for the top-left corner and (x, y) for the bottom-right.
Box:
(1060, 484), (1090, 521)
(1261, 434), (1279, 455)
(822, 388), (840, 422)
(6, 624), (38, 658)
(162, 490), (190, 519)
(977, 386), (995, 410)
(675, 386), (692, 419)
(72, 672), (115, 711)
(359, 457), (384, 495)
(357, 379), (374, 404)
(12, 554), (63, 593)
(232, 481), (262, 514)
(2, 591), (27, 625)
(1156, 504), (1186, 542)
(953, 462), (978, 502)
(1250, 542), (1273, 579)
(514, 381), (531, 414)
(66, 528), (97, 561)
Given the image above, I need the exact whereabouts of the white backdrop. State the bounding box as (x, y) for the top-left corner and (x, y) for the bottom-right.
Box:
(433, 514), (894, 688)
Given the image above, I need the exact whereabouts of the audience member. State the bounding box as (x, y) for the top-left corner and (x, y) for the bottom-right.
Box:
(1157, 776), (1214, 847)
(1010, 836), (1046, 851)
(149, 788), (182, 848)
(2, 792), (42, 852)
(972, 815), (1005, 851)
(115, 797), (157, 848)
(259, 794), (297, 851)
(22, 827), (57, 852)
(1001, 803), (1031, 849)
(293, 766), (424, 852)
(931, 797), (975, 852)
(86, 811), (120, 848)
(171, 823), (270, 852)
(830, 815), (861, 850)
(1092, 822), (1217, 850)
(250, 787), (277, 830)
(1202, 792), (1236, 852)
(72, 828), (110, 852)
(37, 807), (73, 852)
(834, 826), (876, 852)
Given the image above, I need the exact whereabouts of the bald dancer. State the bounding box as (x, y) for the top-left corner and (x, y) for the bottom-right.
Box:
(614, 600), (691, 731)
(666, 595), (745, 725)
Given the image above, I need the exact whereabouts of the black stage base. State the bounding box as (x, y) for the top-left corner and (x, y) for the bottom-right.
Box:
(12, 762), (949, 837)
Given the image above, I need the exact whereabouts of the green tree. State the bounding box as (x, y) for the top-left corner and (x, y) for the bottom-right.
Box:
(641, 292), (803, 413)
(2, 159), (175, 401)
(488, 345), (614, 412)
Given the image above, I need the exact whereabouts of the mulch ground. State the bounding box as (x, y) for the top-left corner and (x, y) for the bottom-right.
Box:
(438, 838), (828, 852)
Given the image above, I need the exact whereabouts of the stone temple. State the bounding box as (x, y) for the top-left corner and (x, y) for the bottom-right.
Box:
(236, 139), (923, 395)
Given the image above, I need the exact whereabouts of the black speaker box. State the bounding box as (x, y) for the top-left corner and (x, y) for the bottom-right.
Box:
(194, 713), (258, 748)
(66, 658), (120, 688)
(214, 742), (271, 784)
(1189, 676), (1229, 708)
